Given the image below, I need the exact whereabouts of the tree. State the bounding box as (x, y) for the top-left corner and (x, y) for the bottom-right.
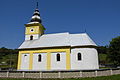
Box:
(108, 36), (120, 66)
(0, 47), (18, 68)
(97, 46), (109, 65)
(97, 46), (108, 54)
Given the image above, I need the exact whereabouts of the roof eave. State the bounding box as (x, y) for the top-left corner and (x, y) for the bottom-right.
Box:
(18, 45), (97, 51)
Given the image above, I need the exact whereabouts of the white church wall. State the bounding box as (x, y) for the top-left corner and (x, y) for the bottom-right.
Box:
(25, 34), (39, 40)
(20, 53), (30, 70)
(32, 53), (47, 70)
(71, 48), (99, 70)
(51, 52), (66, 70)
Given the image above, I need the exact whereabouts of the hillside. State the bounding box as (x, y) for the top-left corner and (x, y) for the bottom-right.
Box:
(0, 47), (18, 69)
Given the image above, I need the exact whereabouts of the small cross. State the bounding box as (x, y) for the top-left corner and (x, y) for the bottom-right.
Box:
(36, 1), (38, 9)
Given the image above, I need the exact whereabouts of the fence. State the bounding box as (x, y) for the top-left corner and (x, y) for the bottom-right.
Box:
(0, 69), (120, 78)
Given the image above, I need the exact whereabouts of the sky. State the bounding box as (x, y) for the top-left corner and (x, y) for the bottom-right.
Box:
(0, 0), (120, 49)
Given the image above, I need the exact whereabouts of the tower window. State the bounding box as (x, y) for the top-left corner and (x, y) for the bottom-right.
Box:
(38, 54), (41, 62)
(78, 53), (82, 61)
(31, 29), (34, 32)
(57, 53), (60, 61)
(30, 35), (33, 40)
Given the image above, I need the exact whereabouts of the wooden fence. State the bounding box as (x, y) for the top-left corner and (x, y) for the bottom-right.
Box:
(0, 69), (120, 78)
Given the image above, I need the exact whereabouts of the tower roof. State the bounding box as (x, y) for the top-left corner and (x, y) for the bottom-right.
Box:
(29, 2), (42, 24)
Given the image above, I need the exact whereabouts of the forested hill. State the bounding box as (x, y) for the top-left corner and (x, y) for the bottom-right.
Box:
(0, 47), (18, 68)
(0, 47), (18, 55)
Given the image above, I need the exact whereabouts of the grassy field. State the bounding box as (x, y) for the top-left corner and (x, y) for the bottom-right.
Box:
(0, 74), (120, 80)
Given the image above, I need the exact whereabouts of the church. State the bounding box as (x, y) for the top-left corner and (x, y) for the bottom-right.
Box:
(17, 3), (99, 71)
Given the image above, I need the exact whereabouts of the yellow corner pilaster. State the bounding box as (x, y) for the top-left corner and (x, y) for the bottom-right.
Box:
(29, 53), (33, 70)
(66, 50), (71, 70)
(47, 52), (51, 70)
(17, 52), (21, 70)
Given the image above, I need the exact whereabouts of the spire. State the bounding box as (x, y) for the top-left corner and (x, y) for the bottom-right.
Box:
(29, 2), (42, 23)
(36, 2), (38, 9)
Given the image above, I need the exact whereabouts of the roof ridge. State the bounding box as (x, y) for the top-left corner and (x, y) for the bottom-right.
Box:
(43, 32), (70, 35)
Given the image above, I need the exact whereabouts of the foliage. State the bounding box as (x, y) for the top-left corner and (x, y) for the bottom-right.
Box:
(0, 47), (18, 68)
(97, 36), (120, 66)
(98, 54), (107, 65)
(97, 46), (109, 65)
(108, 36), (120, 66)
(97, 46), (108, 54)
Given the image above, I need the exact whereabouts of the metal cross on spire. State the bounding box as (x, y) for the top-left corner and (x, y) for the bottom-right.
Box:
(36, 1), (39, 9)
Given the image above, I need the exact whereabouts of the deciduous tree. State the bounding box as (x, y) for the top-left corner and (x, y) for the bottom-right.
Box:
(108, 36), (120, 66)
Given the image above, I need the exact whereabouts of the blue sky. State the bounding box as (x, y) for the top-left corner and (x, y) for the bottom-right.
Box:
(0, 0), (120, 49)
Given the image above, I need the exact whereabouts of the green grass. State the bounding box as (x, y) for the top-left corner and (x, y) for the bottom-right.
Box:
(0, 74), (120, 80)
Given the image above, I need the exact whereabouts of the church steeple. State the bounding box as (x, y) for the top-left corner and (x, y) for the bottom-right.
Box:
(25, 2), (45, 41)
(30, 2), (42, 23)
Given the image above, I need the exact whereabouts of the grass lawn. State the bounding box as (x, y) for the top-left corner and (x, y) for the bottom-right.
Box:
(0, 74), (120, 80)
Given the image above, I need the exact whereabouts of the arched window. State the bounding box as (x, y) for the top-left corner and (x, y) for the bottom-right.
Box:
(24, 54), (27, 57)
(24, 54), (27, 62)
(38, 54), (41, 62)
(57, 53), (60, 61)
(78, 53), (82, 61)
(30, 35), (33, 40)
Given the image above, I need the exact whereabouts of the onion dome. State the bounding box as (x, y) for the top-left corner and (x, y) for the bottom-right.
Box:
(29, 2), (42, 23)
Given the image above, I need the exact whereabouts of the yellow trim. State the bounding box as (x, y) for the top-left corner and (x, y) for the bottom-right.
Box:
(18, 48), (71, 70)
(66, 50), (71, 70)
(29, 53), (33, 70)
(47, 52), (51, 70)
(17, 52), (21, 70)
(19, 48), (70, 53)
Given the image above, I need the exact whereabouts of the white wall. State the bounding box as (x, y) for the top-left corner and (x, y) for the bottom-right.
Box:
(25, 34), (40, 40)
(20, 53), (30, 70)
(51, 52), (66, 70)
(32, 53), (47, 70)
(20, 48), (99, 71)
(71, 48), (99, 70)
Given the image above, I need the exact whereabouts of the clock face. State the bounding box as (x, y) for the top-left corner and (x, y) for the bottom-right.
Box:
(30, 28), (34, 32)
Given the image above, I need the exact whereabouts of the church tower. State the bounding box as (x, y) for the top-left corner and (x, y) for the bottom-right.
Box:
(25, 2), (45, 40)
